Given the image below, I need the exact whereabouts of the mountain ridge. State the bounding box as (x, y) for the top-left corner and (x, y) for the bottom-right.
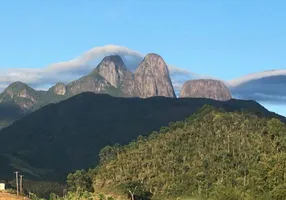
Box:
(0, 92), (284, 182)
(0, 54), (176, 128)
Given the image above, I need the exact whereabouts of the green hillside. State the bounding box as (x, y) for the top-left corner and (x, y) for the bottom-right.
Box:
(66, 105), (286, 200)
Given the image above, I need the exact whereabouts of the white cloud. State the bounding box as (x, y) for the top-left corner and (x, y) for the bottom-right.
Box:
(227, 69), (286, 87)
(227, 70), (286, 104)
(46, 45), (143, 72)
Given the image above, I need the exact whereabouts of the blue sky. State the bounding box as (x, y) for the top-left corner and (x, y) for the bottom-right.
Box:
(0, 0), (286, 115)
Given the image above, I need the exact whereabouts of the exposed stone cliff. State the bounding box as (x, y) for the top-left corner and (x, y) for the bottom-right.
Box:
(180, 79), (232, 101)
(134, 53), (176, 98)
(94, 55), (134, 96)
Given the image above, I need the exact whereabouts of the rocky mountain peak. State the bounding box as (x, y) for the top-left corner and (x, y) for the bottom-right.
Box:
(101, 55), (127, 68)
(179, 79), (232, 101)
(2, 82), (36, 99)
(50, 82), (67, 96)
(93, 55), (129, 88)
(134, 53), (176, 98)
(0, 82), (40, 110)
(5, 81), (32, 91)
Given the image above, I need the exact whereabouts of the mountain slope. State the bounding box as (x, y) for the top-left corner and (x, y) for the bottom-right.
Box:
(0, 93), (284, 182)
(0, 82), (43, 128)
(92, 106), (286, 199)
(0, 82), (43, 110)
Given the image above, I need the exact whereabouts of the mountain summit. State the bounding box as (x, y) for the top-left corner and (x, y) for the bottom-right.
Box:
(94, 55), (135, 96)
(180, 79), (232, 101)
(134, 53), (176, 98)
(0, 81), (42, 110)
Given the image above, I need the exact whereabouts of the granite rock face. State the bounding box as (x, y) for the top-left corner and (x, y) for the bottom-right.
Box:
(180, 79), (232, 101)
(134, 53), (176, 98)
(94, 55), (134, 96)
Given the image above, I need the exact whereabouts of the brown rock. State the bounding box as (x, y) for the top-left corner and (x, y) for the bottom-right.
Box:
(180, 79), (232, 101)
(94, 55), (134, 96)
(134, 53), (176, 98)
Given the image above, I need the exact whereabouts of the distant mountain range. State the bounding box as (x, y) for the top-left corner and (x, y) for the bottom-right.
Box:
(0, 53), (231, 129)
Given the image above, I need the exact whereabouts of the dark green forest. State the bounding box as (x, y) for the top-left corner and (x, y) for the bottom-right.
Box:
(58, 105), (286, 200)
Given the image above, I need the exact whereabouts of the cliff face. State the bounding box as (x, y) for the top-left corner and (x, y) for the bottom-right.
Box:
(134, 53), (176, 98)
(180, 79), (232, 101)
(94, 55), (134, 96)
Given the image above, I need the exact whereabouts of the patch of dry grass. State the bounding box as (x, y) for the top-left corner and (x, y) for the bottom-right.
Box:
(0, 191), (29, 200)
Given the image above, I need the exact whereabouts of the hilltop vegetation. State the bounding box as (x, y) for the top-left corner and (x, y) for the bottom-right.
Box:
(61, 106), (286, 200)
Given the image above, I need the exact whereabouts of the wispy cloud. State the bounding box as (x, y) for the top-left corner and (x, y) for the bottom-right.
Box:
(227, 70), (286, 104)
(227, 69), (286, 87)
(167, 64), (218, 92)
(0, 45), (144, 91)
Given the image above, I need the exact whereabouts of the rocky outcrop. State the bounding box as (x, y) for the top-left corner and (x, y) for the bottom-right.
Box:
(95, 55), (127, 88)
(180, 79), (232, 101)
(50, 83), (67, 95)
(0, 82), (40, 110)
(94, 55), (134, 96)
(66, 73), (111, 96)
(134, 53), (176, 98)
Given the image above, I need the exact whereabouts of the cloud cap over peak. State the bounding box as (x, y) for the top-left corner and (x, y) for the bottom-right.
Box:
(0, 45), (146, 91)
(228, 70), (286, 104)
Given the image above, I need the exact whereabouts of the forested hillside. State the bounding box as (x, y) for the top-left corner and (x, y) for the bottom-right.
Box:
(1, 93), (283, 183)
(63, 106), (286, 200)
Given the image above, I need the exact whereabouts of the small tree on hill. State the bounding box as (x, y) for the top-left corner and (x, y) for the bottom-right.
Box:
(120, 181), (152, 200)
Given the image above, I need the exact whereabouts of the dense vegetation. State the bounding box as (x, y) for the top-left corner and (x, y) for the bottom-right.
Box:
(62, 105), (286, 200)
(1, 93), (283, 182)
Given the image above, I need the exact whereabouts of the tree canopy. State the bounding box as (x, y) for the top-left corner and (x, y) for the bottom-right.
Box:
(89, 105), (286, 199)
